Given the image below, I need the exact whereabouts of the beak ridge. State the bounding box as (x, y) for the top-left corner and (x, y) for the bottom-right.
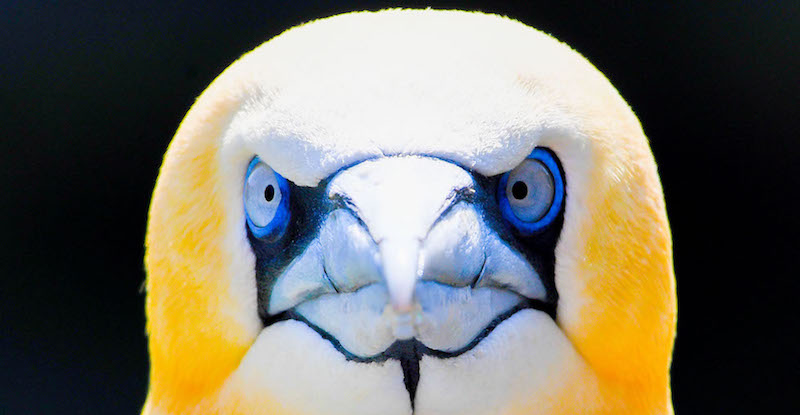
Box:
(379, 238), (421, 313)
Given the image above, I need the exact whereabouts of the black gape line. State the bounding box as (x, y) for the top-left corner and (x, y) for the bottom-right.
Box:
(247, 152), (566, 408)
(263, 299), (555, 409)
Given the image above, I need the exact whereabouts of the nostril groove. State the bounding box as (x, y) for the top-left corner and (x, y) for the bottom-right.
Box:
(322, 263), (341, 293)
(424, 186), (477, 241)
(470, 253), (488, 289)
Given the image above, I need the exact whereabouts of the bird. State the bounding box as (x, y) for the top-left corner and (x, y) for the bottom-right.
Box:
(142, 9), (676, 415)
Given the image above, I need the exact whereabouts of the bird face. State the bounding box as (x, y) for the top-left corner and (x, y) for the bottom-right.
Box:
(249, 149), (563, 374)
(143, 10), (676, 415)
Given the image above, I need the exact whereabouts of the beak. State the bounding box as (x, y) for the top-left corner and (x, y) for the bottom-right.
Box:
(327, 156), (475, 314)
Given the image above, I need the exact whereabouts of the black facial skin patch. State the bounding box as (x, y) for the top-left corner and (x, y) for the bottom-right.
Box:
(247, 154), (566, 409)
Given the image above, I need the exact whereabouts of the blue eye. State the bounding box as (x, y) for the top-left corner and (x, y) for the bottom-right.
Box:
(244, 157), (291, 240)
(497, 148), (564, 235)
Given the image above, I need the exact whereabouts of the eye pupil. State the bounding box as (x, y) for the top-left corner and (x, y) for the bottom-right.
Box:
(264, 185), (275, 202)
(511, 181), (528, 200)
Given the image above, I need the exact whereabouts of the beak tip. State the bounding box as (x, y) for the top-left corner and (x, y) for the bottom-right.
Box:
(388, 284), (416, 313)
(392, 302), (414, 313)
(384, 303), (420, 340)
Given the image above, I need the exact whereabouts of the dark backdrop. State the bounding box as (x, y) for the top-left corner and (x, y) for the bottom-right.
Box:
(2, 1), (797, 413)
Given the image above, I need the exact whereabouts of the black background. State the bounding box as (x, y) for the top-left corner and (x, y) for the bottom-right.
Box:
(2, 1), (798, 413)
